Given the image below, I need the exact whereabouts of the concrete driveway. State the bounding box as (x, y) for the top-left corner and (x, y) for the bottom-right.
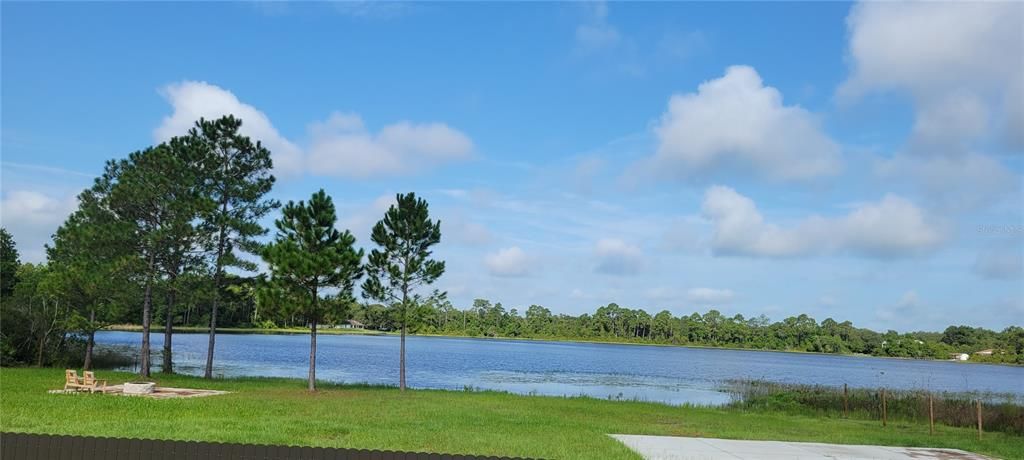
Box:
(610, 435), (991, 460)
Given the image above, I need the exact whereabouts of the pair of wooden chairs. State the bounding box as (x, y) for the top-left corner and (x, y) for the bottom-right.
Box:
(63, 369), (108, 393)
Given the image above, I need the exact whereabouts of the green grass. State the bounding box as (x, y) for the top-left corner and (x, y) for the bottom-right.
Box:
(1, 368), (1020, 459)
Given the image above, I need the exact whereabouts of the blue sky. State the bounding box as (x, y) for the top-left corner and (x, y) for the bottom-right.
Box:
(2, 2), (1021, 332)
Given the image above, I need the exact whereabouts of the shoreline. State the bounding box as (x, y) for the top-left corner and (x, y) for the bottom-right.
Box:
(103, 324), (1020, 367)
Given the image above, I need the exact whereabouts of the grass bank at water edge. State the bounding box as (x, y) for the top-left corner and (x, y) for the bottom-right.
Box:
(1, 368), (1021, 459)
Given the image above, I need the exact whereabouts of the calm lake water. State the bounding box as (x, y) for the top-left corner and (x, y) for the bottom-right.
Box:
(95, 331), (1024, 406)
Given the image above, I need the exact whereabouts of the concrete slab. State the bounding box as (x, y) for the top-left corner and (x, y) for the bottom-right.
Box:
(610, 435), (991, 460)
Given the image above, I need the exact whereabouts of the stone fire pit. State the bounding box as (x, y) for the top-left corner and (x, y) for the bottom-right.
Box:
(123, 382), (156, 395)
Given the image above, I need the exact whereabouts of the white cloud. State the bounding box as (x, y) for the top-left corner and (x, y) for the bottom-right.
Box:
(593, 238), (643, 275)
(308, 112), (473, 178)
(687, 288), (735, 305)
(702, 185), (945, 258)
(485, 246), (532, 277)
(650, 65), (841, 181)
(155, 81), (305, 176)
(155, 82), (473, 179)
(0, 190), (78, 262)
(840, 1), (1022, 151)
(840, 2), (1023, 212)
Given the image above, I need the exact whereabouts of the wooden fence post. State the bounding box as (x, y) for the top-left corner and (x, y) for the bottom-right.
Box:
(977, 400), (983, 440)
(881, 389), (887, 427)
(843, 384), (849, 418)
(928, 393), (934, 435)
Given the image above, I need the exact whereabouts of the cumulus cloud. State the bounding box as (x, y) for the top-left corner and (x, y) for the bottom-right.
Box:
(687, 288), (735, 305)
(156, 81), (305, 176)
(0, 190), (78, 262)
(593, 238), (644, 275)
(155, 82), (473, 179)
(840, 1), (1023, 208)
(649, 65), (841, 181)
(307, 112), (473, 178)
(702, 185), (945, 258)
(839, 1), (1022, 142)
(485, 246), (532, 277)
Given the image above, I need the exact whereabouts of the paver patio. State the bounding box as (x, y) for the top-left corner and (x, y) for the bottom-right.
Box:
(48, 385), (228, 399)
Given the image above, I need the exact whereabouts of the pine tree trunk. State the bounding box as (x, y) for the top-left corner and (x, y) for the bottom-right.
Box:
(140, 253), (155, 378)
(309, 318), (317, 392)
(400, 287), (408, 392)
(163, 286), (176, 374)
(400, 322), (407, 391)
(205, 294), (218, 378)
(84, 332), (95, 370)
(205, 214), (228, 379)
(83, 308), (95, 370)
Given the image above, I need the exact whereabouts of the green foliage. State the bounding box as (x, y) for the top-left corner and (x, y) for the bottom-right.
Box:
(362, 192), (445, 390)
(0, 228), (19, 297)
(262, 189), (363, 390)
(188, 115), (278, 379)
(190, 115), (278, 274)
(362, 192), (445, 308)
(46, 182), (141, 369)
(263, 189), (363, 315)
(0, 263), (78, 366)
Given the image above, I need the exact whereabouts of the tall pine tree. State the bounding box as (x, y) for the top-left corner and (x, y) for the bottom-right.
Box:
(189, 116), (278, 379)
(362, 192), (445, 391)
(262, 189), (363, 391)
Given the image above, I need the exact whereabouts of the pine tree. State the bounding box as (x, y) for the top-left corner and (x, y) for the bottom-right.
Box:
(262, 189), (363, 391)
(188, 116), (278, 379)
(47, 188), (137, 370)
(362, 192), (445, 391)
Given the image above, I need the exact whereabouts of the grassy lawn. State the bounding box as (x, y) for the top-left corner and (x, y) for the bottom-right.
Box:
(1, 368), (1020, 459)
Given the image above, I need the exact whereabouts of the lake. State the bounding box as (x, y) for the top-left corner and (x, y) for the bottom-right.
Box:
(95, 331), (1024, 406)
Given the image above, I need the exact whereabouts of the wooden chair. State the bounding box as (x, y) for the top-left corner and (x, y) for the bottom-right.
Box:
(82, 371), (107, 393)
(63, 369), (86, 391)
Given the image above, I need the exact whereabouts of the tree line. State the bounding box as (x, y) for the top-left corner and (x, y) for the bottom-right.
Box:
(0, 116), (445, 391)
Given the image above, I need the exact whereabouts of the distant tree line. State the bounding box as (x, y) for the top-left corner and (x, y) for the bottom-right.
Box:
(343, 299), (1023, 365)
(0, 116), (445, 392)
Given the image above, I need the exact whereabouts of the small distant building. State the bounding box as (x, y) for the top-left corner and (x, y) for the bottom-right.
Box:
(974, 349), (994, 356)
(951, 353), (969, 361)
(341, 319), (365, 329)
